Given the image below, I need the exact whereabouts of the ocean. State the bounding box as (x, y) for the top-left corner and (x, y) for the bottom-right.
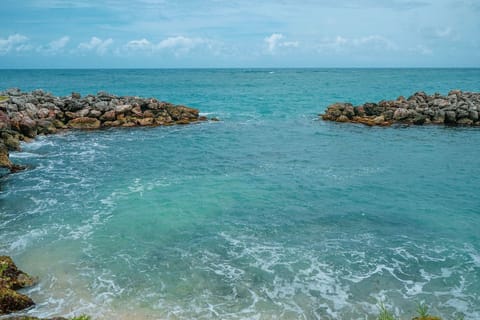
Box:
(1, 69), (479, 319)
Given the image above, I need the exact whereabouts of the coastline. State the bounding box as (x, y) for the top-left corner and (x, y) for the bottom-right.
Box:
(0, 77), (476, 318)
(0, 88), (209, 172)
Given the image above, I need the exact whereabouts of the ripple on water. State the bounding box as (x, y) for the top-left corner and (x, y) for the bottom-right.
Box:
(1, 69), (480, 319)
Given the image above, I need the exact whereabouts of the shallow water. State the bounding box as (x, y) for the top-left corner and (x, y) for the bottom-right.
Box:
(1, 69), (480, 319)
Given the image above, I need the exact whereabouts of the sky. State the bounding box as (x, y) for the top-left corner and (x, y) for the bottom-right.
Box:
(0, 0), (479, 68)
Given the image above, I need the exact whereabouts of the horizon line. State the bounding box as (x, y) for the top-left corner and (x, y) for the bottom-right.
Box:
(1, 66), (479, 70)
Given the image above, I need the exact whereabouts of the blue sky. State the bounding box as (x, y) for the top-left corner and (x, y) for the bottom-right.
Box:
(1, 0), (479, 68)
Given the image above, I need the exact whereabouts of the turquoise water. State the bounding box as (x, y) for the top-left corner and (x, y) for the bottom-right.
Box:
(1, 69), (480, 319)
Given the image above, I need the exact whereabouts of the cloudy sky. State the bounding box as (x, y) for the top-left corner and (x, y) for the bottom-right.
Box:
(1, 0), (479, 68)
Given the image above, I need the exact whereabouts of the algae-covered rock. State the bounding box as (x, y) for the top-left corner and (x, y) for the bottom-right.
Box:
(1, 130), (22, 151)
(0, 257), (37, 315)
(0, 142), (13, 170)
(0, 256), (36, 290)
(67, 117), (101, 130)
(0, 287), (34, 314)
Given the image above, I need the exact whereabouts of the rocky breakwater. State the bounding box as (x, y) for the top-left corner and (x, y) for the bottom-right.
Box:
(321, 90), (480, 127)
(0, 88), (207, 172)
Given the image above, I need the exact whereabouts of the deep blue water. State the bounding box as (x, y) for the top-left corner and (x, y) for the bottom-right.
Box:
(0, 69), (479, 319)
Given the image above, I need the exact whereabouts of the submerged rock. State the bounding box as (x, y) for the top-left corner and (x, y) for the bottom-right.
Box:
(321, 90), (480, 127)
(0, 89), (206, 172)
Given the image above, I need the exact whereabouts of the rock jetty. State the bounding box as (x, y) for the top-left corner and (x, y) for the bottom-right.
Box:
(321, 90), (480, 127)
(0, 88), (207, 171)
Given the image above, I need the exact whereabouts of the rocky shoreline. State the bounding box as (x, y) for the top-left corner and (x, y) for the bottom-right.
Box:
(0, 88), (207, 172)
(321, 90), (480, 126)
(0, 256), (80, 320)
(0, 256), (36, 315)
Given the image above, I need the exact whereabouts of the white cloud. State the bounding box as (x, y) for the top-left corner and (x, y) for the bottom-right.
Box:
(78, 37), (113, 55)
(125, 38), (152, 51)
(318, 35), (397, 52)
(265, 33), (284, 53)
(121, 36), (217, 56)
(264, 33), (299, 54)
(38, 36), (70, 54)
(156, 36), (211, 54)
(0, 34), (30, 55)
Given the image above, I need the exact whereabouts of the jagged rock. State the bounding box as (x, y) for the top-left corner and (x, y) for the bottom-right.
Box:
(67, 117), (101, 129)
(115, 104), (132, 114)
(0, 287), (34, 314)
(336, 115), (350, 123)
(433, 98), (449, 108)
(63, 99), (83, 112)
(393, 108), (410, 120)
(76, 108), (90, 118)
(0, 256), (37, 315)
(364, 103), (384, 116)
(0, 142), (12, 169)
(1, 131), (21, 151)
(413, 114), (427, 125)
(5, 88), (22, 96)
(52, 120), (67, 129)
(131, 106), (143, 117)
(103, 120), (123, 127)
(457, 118), (474, 125)
(445, 111), (457, 124)
(456, 107), (469, 119)
(88, 109), (102, 118)
(19, 117), (37, 138)
(0, 256), (36, 290)
(136, 118), (154, 126)
(37, 108), (51, 119)
(469, 110), (479, 121)
(143, 109), (155, 117)
(155, 115), (173, 125)
(23, 103), (38, 118)
(166, 105), (199, 120)
(64, 111), (77, 120)
(0, 111), (11, 130)
(100, 110), (116, 121)
(97, 91), (114, 101)
(93, 101), (109, 111)
(373, 115), (386, 125)
(36, 120), (57, 135)
(432, 110), (445, 124)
